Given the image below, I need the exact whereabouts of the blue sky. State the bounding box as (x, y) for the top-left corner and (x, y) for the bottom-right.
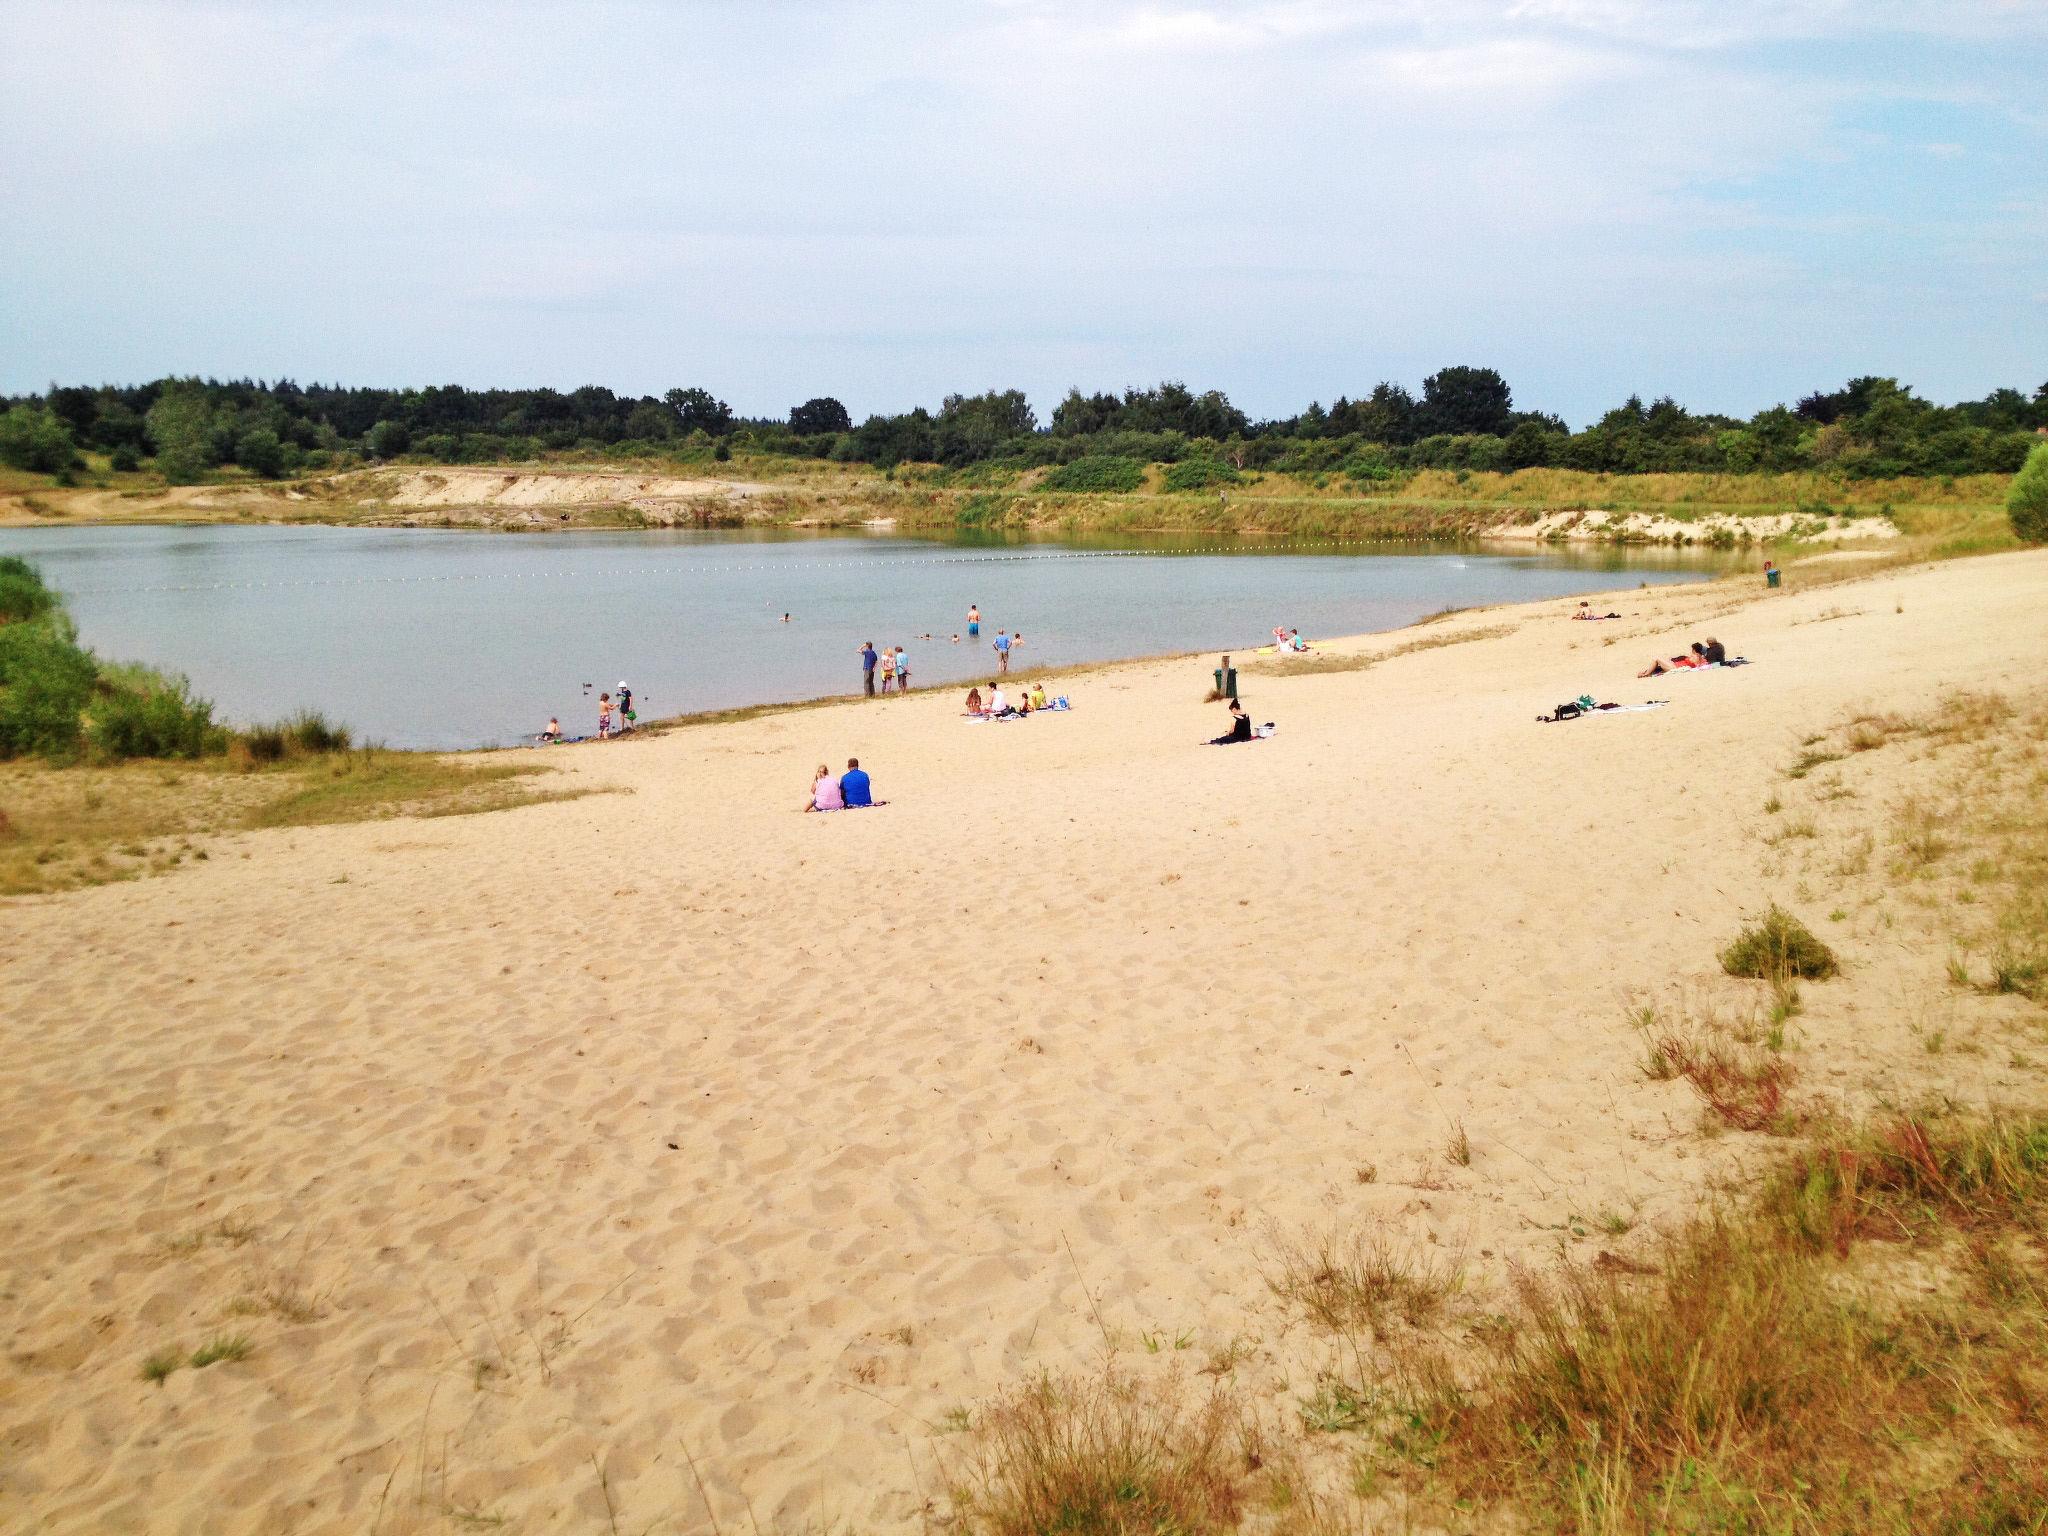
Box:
(2, 0), (2042, 428)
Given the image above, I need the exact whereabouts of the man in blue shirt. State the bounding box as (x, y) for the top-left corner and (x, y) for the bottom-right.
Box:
(993, 630), (1012, 673)
(859, 641), (877, 696)
(840, 757), (873, 806)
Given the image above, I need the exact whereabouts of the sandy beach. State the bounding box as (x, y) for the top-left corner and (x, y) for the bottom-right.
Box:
(3, 549), (2044, 1533)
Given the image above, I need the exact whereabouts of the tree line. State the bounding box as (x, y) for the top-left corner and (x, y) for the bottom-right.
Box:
(3, 369), (2043, 485)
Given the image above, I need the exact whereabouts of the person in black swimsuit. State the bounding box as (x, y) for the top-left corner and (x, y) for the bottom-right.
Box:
(1206, 698), (1253, 745)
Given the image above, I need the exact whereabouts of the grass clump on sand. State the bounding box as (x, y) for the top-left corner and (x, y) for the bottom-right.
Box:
(1242, 1112), (2048, 1533)
(944, 1370), (1283, 1536)
(189, 1334), (253, 1369)
(1722, 904), (1839, 982)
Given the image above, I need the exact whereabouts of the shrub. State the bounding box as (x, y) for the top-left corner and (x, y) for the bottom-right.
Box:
(0, 620), (96, 759)
(0, 557), (59, 625)
(1723, 905), (1839, 981)
(109, 444), (141, 473)
(1162, 458), (1240, 492)
(2009, 441), (2048, 544)
(86, 673), (225, 760)
(234, 711), (351, 763)
(286, 711), (351, 754)
(1040, 455), (1144, 493)
(0, 405), (77, 473)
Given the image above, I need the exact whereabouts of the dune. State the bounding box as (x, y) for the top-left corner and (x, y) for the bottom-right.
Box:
(2, 550), (2044, 1532)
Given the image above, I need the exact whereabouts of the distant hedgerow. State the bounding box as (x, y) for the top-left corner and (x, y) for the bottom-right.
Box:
(1041, 455), (1145, 493)
(1162, 458), (1240, 492)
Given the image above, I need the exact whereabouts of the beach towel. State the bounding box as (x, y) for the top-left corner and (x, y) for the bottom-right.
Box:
(1538, 700), (1668, 722)
(1668, 657), (1750, 673)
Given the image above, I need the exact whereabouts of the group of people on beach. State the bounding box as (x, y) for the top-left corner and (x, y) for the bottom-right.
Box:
(859, 641), (913, 695)
(963, 680), (1057, 718)
(803, 757), (881, 812)
(859, 607), (1028, 696)
(540, 680), (635, 743)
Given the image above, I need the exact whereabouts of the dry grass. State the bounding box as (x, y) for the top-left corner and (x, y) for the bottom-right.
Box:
(0, 750), (595, 896)
(1373, 1111), (2048, 1532)
(1264, 1230), (1465, 1343)
(943, 1370), (1282, 1536)
(1637, 1000), (1796, 1132)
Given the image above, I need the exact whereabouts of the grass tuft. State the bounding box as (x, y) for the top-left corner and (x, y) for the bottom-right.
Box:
(1722, 905), (1839, 982)
(189, 1333), (253, 1369)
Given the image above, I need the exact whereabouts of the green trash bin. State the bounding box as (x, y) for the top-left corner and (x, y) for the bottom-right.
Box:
(1766, 568), (1782, 589)
(1214, 664), (1238, 696)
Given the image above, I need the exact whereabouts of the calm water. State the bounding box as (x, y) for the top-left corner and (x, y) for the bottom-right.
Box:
(1, 526), (1740, 749)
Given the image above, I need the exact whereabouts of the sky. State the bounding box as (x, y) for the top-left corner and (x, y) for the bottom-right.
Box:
(2, 0), (2044, 429)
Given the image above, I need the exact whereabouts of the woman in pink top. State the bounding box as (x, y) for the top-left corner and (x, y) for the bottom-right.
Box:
(804, 763), (844, 812)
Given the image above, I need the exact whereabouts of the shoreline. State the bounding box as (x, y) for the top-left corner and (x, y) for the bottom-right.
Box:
(0, 460), (1949, 548)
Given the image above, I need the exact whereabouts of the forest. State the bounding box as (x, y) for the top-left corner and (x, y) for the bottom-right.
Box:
(3, 369), (2044, 487)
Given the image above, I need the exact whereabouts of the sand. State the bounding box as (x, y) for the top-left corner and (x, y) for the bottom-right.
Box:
(3, 550), (2044, 1532)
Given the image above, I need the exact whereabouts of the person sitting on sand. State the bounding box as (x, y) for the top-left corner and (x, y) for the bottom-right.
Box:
(1028, 682), (1048, 710)
(965, 685), (983, 715)
(1702, 636), (1727, 665)
(541, 717), (561, 743)
(1287, 628), (1307, 652)
(840, 757), (880, 807)
(804, 763), (843, 812)
(1205, 698), (1253, 745)
(987, 683), (1009, 716)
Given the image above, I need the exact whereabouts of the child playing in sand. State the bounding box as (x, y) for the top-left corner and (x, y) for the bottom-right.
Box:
(597, 693), (613, 738)
(541, 717), (561, 742)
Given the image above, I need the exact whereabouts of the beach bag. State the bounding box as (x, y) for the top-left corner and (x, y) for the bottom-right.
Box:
(1254, 723), (1276, 739)
(1552, 701), (1583, 720)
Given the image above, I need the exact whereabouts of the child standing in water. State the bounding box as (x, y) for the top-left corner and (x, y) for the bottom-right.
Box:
(597, 692), (613, 739)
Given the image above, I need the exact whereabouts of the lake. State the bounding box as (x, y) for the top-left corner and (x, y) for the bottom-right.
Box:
(0, 526), (1741, 749)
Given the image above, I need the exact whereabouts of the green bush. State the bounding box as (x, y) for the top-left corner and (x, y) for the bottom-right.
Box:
(1161, 458), (1240, 492)
(2009, 441), (2048, 544)
(1040, 455), (1144, 493)
(236, 711), (352, 762)
(86, 674), (225, 760)
(0, 620), (96, 760)
(0, 557), (60, 625)
(0, 405), (77, 473)
(109, 444), (141, 473)
(1723, 905), (1840, 981)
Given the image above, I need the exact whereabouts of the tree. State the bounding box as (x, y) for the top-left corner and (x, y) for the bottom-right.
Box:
(2010, 442), (2048, 544)
(365, 420), (411, 460)
(1418, 366), (1512, 437)
(665, 387), (733, 436)
(789, 397), (852, 436)
(622, 403), (675, 441)
(1354, 382), (1418, 445)
(235, 427), (285, 478)
(146, 384), (215, 483)
(0, 406), (76, 474)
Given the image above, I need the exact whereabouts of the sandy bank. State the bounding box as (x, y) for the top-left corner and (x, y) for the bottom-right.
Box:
(2, 551), (2044, 1531)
